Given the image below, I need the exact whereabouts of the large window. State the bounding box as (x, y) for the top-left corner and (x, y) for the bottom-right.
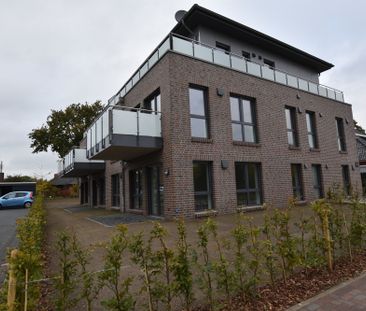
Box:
(235, 162), (262, 207)
(336, 118), (347, 151)
(342, 165), (351, 196)
(311, 164), (323, 199)
(285, 106), (299, 147)
(230, 96), (257, 143)
(193, 161), (213, 211)
(129, 169), (143, 210)
(189, 87), (209, 138)
(111, 174), (120, 207)
(306, 111), (318, 149)
(144, 89), (161, 113)
(291, 164), (304, 200)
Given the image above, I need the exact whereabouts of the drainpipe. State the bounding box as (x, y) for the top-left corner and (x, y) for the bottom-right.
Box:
(121, 160), (126, 213)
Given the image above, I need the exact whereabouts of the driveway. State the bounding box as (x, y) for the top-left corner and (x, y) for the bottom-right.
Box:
(0, 207), (28, 282)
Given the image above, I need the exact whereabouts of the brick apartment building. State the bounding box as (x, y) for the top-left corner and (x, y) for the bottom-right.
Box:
(58, 5), (361, 218)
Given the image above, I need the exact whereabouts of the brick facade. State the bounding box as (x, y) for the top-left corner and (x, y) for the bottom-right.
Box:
(93, 51), (361, 218)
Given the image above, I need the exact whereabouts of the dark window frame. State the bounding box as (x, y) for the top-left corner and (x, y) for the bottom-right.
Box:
(215, 41), (231, 53)
(193, 161), (213, 211)
(242, 50), (250, 59)
(230, 94), (258, 143)
(143, 88), (161, 114)
(291, 164), (304, 200)
(306, 111), (318, 149)
(263, 58), (275, 68)
(235, 162), (263, 207)
(285, 106), (299, 147)
(111, 174), (120, 207)
(342, 165), (351, 196)
(311, 164), (324, 199)
(189, 85), (210, 139)
(336, 117), (347, 151)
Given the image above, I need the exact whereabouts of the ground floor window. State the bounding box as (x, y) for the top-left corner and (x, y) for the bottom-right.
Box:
(99, 177), (105, 205)
(193, 161), (213, 211)
(235, 162), (262, 207)
(311, 164), (324, 199)
(111, 174), (120, 207)
(129, 169), (143, 210)
(291, 164), (304, 200)
(362, 173), (366, 197)
(342, 165), (351, 196)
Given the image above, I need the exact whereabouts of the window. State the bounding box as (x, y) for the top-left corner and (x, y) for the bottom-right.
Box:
(111, 174), (120, 207)
(215, 41), (231, 53)
(312, 164), (323, 199)
(99, 177), (105, 205)
(230, 95), (257, 143)
(144, 89), (161, 114)
(336, 118), (346, 151)
(291, 164), (304, 200)
(306, 111), (318, 149)
(15, 192), (27, 197)
(285, 106), (299, 147)
(130, 169), (143, 210)
(263, 58), (275, 68)
(193, 161), (213, 211)
(235, 162), (262, 207)
(242, 50), (250, 59)
(189, 86), (209, 138)
(342, 165), (351, 196)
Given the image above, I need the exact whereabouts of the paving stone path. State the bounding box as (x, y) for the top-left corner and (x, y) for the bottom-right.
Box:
(289, 272), (366, 311)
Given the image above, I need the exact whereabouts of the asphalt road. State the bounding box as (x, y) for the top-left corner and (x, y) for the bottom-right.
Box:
(0, 207), (28, 282)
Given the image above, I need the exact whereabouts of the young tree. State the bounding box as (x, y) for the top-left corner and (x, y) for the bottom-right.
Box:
(354, 119), (366, 134)
(29, 101), (103, 158)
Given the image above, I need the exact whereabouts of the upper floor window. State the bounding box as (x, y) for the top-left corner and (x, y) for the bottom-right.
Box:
(336, 117), (346, 151)
(263, 58), (275, 68)
(285, 106), (299, 147)
(216, 41), (231, 53)
(189, 86), (209, 138)
(291, 164), (304, 201)
(144, 89), (161, 113)
(230, 96), (257, 143)
(306, 111), (318, 149)
(242, 50), (250, 59)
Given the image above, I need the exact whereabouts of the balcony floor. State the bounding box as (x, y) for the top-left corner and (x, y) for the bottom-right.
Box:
(63, 162), (105, 177)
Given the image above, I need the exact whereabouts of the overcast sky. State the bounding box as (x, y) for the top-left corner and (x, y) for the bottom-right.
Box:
(0, 0), (365, 179)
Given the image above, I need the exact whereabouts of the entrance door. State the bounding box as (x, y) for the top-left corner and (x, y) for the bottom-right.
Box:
(147, 166), (162, 216)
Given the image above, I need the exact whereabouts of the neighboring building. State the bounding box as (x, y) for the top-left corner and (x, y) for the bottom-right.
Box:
(0, 182), (36, 196)
(356, 133), (366, 195)
(57, 4), (361, 218)
(50, 174), (78, 197)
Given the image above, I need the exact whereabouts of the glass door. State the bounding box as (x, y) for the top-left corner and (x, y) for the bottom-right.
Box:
(130, 169), (143, 210)
(147, 166), (161, 216)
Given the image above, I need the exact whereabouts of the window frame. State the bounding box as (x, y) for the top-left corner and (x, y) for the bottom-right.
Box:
(311, 164), (324, 199)
(285, 106), (299, 147)
(235, 162), (263, 207)
(215, 41), (231, 53)
(336, 117), (347, 151)
(111, 174), (120, 207)
(306, 111), (318, 149)
(291, 164), (304, 201)
(341, 165), (351, 196)
(189, 85), (209, 139)
(242, 50), (250, 59)
(230, 94), (258, 143)
(193, 161), (213, 211)
(143, 88), (161, 114)
(263, 58), (275, 68)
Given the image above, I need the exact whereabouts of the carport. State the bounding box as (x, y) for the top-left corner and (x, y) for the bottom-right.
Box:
(0, 182), (37, 196)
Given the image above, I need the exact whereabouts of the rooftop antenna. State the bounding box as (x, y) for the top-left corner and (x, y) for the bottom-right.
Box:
(174, 10), (195, 37)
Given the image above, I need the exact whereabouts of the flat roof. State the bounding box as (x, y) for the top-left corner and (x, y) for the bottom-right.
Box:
(172, 4), (334, 73)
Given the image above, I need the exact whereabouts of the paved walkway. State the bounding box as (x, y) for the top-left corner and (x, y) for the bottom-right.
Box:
(289, 272), (366, 311)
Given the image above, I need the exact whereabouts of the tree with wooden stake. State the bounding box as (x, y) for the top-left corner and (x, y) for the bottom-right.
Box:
(7, 249), (18, 311)
(312, 200), (334, 272)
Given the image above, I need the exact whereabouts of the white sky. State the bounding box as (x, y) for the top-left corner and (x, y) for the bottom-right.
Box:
(0, 0), (365, 179)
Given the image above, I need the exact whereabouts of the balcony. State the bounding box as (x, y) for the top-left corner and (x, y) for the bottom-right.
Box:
(60, 148), (105, 177)
(108, 33), (344, 106)
(86, 106), (162, 161)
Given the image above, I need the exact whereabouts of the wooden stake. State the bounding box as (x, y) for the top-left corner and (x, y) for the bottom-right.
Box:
(24, 269), (29, 311)
(7, 249), (18, 311)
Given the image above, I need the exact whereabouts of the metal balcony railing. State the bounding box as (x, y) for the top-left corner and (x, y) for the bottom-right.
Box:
(107, 33), (344, 106)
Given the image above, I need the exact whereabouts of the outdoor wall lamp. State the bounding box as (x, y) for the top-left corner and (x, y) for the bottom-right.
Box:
(164, 168), (170, 176)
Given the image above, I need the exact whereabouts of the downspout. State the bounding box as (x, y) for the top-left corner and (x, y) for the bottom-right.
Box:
(121, 160), (126, 213)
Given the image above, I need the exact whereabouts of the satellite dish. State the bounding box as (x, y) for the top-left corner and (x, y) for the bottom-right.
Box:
(175, 10), (187, 23)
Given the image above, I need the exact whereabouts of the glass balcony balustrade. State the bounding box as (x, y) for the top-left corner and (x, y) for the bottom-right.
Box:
(107, 33), (344, 106)
(86, 106), (162, 161)
(59, 148), (105, 177)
